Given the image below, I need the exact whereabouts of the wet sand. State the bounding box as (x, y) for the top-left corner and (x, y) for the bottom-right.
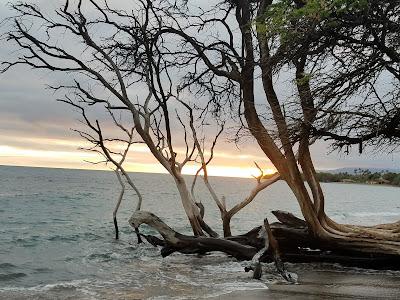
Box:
(212, 267), (400, 300)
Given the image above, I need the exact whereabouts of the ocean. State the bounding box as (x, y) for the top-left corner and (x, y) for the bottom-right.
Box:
(0, 165), (399, 299)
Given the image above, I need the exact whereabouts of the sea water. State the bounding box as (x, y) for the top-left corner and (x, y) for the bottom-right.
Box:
(0, 165), (399, 299)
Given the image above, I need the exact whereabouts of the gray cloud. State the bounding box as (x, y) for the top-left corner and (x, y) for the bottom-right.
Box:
(0, 0), (398, 173)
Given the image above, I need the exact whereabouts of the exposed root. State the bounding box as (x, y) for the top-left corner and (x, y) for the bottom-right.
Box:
(321, 214), (400, 242)
(271, 211), (400, 268)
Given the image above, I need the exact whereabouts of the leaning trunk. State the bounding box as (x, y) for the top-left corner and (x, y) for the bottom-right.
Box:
(174, 176), (205, 236)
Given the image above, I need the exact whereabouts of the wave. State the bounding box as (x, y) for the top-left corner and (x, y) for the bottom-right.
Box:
(47, 232), (102, 242)
(340, 212), (400, 217)
(199, 282), (268, 299)
(0, 279), (91, 292)
(86, 253), (113, 261)
(33, 267), (52, 274)
(0, 273), (27, 281)
(47, 235), (81, 242)
(0, 263), (17, 269)
(11, 236), (40, 247)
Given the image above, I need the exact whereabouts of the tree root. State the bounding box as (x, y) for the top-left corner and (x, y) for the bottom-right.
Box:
(271, 211), (400, 269)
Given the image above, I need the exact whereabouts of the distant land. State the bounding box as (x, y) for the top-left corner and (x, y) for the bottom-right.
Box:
(322, 167), (400, 174)
(316, 168), (400, 187)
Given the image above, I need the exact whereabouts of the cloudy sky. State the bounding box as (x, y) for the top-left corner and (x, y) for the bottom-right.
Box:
(0, 1), (399, 178)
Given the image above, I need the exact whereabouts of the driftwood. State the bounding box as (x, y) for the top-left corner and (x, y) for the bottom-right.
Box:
(129, 211), (292, 280)
(244, 218), (296, 282)
(129, 209), (400, 287)
(129, 211), (258, 260)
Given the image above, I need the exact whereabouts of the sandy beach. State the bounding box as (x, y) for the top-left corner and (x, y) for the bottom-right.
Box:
(213, 267), (400, 300)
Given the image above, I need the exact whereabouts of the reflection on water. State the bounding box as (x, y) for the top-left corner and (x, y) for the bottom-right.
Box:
(0, 166), (399, 299)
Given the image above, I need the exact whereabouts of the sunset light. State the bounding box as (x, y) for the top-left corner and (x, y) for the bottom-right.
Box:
(181, 165), (276, 178)
(0, 144), (275, 178)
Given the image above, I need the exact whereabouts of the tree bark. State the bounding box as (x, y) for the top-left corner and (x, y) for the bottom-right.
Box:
(174, 175), (218, 237)
(222, 214), (232, 237)
(129, 211), (257, 260)
(270, 211), (400, 269)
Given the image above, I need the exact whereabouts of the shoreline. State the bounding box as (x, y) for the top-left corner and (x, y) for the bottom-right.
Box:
(322, 181), (400, 188)
(1, 263), (400, 299)
(211, 267), (400, 300)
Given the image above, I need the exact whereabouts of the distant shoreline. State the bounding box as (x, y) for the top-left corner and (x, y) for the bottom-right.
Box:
(332, 181), (400, 188)
(315, 170), (400, 188)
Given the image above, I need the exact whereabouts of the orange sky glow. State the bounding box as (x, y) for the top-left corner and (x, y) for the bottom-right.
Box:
(0, 140), (276, 178)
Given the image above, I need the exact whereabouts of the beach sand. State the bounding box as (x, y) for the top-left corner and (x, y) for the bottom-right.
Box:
(211, 267), (400, 299)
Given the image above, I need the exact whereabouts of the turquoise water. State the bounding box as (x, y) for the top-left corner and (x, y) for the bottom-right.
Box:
(0, 165), (399, 299)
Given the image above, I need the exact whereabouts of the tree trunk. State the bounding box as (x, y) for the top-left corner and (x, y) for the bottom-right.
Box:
(281, 162), (326, 238)
(175, 177), (205, 236)
(174, 175), (218, 237)
(222, 214), (232, 237)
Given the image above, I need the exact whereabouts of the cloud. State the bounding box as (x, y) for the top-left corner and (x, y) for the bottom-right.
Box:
(0, 0), (398, 176)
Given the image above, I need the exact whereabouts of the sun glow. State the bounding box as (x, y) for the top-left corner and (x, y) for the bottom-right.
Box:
(0, 143), (275, 178)
(181, 165), (276, 178)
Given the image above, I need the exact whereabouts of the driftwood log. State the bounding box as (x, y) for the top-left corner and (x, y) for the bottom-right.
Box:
(129, 210), (400, 282)
(129, 211), (258, 260)
(128, 211), (292, 280)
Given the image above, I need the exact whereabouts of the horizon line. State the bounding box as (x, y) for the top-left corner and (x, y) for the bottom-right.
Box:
(1, 163), (396, 178)
(0, 163), (259, 179)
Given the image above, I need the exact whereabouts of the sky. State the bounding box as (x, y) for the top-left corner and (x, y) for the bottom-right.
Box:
(0, 0), (399, 178)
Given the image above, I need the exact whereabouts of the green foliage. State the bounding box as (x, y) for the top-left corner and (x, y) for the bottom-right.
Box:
(383, 172), (398, 182)
(392, 174), (400, 186)
(316, 170), (400, 186)
(296, 73), (312, 85)
(258, 0), (371, 40)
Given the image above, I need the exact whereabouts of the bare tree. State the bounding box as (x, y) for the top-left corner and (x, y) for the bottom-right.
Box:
(59, 97), (143, 239)
(184, 98), (281, 237)
(192, 156), (280, 237)
(1, 0), (221, 236)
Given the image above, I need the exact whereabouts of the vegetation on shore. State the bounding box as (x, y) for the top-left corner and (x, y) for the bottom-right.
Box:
(316, 170), (400, 186)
